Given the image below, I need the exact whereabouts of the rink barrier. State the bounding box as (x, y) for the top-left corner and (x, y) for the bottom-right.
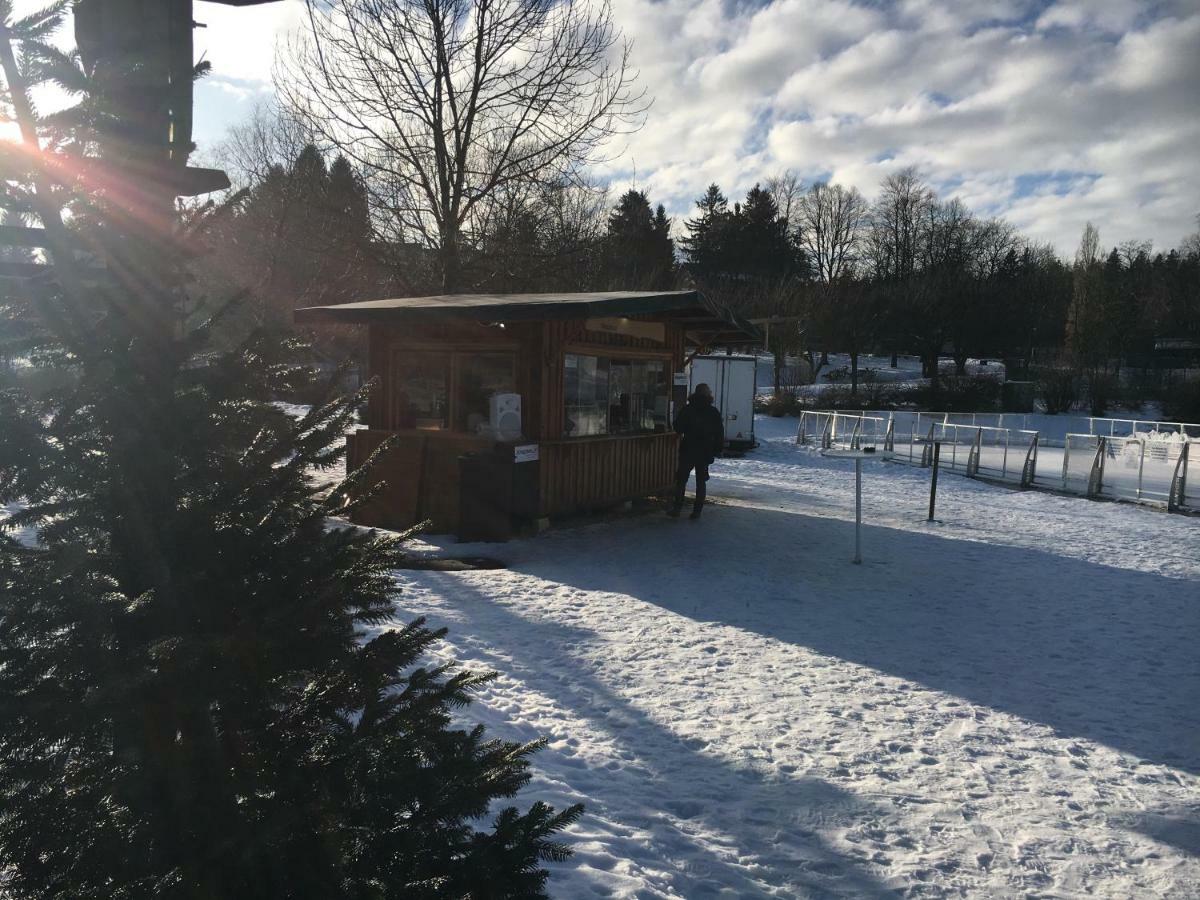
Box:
(796, 409), (1197, 513)
(1051, 431), (1197, 508)
(1168, 444), (1190, 512)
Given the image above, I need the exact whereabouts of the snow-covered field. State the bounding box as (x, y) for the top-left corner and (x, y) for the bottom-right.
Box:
(383, 415), (1200, 898)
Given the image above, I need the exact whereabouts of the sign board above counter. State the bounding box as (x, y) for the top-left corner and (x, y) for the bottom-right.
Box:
(584, 317), (665, 344)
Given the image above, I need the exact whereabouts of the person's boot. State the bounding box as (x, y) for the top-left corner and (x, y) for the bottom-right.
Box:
(667, 504), (681, 518)
(689, 505), (702, 520)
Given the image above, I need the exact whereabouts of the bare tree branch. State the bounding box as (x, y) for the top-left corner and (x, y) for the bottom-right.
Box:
(277, 0), (647, 291)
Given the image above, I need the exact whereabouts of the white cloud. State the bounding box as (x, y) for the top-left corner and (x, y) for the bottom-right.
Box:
(193, 0), (307, 85)
(183, 0), (1200, 253)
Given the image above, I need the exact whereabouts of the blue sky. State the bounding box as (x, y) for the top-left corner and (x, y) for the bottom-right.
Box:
(21, 0), (1200, 255)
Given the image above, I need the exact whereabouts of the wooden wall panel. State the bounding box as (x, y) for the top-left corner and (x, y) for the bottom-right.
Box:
(346, 429), (421, 528)
(347, 429), (491, 533)
(537, 433), (678, 518)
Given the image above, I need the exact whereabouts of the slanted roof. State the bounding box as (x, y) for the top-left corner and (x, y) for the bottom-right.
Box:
(294, 290), (761, 346)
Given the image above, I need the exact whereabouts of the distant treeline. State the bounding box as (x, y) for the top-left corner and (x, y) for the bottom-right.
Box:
(203, 138), (1199, 397)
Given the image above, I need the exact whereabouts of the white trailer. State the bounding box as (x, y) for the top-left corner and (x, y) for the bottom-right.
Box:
(687, 355), (757, 450)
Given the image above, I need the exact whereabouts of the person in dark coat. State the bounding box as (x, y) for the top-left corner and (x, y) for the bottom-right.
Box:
(669, 383), (724, 519)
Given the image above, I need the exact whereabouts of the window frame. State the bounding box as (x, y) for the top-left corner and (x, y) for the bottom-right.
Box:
(562, 347), (673, 439)
(452, 351), (519, 435)
(389, 349), (451, 431)
(388, 345), (518, 435)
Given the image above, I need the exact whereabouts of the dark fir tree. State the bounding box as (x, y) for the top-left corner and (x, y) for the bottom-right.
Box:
(604, 189), (675, 289)
(731, 184), (800, 282)
(0, 5), (580, 897)
(680, 183), (733, 279)
(201, 144), (386, 363)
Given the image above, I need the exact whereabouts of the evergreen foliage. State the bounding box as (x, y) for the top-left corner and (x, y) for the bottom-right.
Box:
(680, 184), (732, 279)
(200, 143), (386, 360)
(604, 189), (675, 289)
(681, 183), (804, 285)
(0, 8), (581, 897)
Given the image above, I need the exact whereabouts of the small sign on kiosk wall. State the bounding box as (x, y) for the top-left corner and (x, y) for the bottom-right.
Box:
(513, 444), (539, 463)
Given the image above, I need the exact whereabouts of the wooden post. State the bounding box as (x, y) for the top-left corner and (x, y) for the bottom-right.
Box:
(928, 441), (941, 522)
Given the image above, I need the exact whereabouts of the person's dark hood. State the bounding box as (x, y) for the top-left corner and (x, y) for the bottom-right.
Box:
(689, 394), (713, 407)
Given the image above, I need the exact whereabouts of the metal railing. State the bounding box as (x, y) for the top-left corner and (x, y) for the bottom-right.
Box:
(796, 411), (892, 451)
(795, 409), (1196, 510)
(925, 422), (1039, 483)
(1083, 417), (1200, 440)
(1037, 431), (1196, 507)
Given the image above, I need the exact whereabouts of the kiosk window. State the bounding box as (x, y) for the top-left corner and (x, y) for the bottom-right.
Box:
(457, 353), (516, 434)
(392, 353), (449, 429)
(564, 354), (667, 437)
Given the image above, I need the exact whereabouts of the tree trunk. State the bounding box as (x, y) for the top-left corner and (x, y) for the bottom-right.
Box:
(922, 351), (940, 386)
(954, 352), (968, 377)
(441, 228), (461, 293)
(807, 349), (822, 384)
(819, 350), (829, 367)
(890, 350), (898, 368)
(850, 350), (859, 398)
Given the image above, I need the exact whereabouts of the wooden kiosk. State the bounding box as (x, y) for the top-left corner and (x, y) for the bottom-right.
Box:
(295, 291), (760, 537)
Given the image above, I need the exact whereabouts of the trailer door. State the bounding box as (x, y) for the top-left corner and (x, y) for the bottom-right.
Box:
(722, 358), (756, 446)
(688, 357), (720, 401)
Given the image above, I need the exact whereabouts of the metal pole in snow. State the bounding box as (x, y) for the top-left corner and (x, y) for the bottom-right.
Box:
(1137, 440), (1145, 499)
(854, 458), (863, 564)
(928, 441), (941, 522)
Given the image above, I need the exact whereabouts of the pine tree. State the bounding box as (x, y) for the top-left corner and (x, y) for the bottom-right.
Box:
(680, 183), (732, 278)
(604, 189), (675, 289)
(732, 184), (797, 282)
(0, 7), (581, 897)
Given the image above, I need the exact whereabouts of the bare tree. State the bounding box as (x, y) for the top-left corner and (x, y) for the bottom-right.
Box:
(797, 181), (868, 283)
(866, 166), (935, 283)
(209, 100), (316, 188)
(1117, 238), (1152, 268)
(791, 182), (869, 392)
(1075, 221), (1101, 269)
(764, 169), (804, 235)
(279, 0), (645, 291)
(972, 217), (1020, 280)
(470, 176), (610, 290)
(1182, 214), (1200, 258)
(865, 167), (936, 368)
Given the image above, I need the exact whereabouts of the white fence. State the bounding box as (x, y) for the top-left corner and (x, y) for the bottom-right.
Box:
(797, 409), (1196, 512)
(1035, 431), (1196, 507)
(795, 411), (892, 451)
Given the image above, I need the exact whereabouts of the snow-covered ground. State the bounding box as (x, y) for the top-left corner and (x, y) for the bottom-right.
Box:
(380, 414), (1200, 898)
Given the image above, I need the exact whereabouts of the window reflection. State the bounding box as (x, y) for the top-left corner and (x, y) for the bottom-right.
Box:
(565, 353), (667, 436)
(458, 353), (516, 434)
(393, 353), (449, 430)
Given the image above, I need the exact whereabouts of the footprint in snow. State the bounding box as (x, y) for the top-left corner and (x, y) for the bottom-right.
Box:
(663, 799), (705, 819)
